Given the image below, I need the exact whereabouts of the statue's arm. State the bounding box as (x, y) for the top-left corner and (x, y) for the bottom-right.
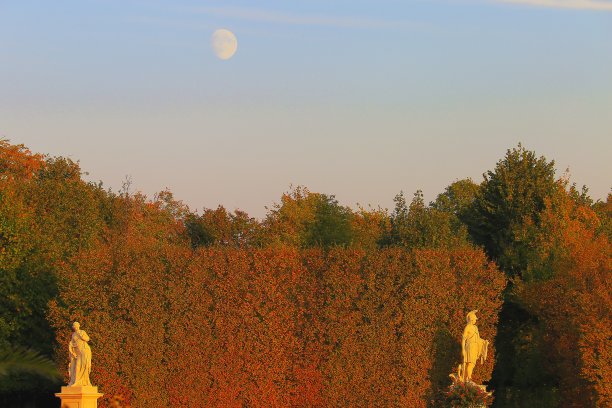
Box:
(79, 330), (90, 342)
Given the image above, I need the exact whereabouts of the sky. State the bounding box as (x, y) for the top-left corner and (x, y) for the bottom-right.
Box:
(1, 0), (611, 218)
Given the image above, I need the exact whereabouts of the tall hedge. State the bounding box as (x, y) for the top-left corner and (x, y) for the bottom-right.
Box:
(49, 236), (505, 407)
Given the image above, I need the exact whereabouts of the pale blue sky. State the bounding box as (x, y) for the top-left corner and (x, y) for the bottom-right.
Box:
(1, 0), (611, 217)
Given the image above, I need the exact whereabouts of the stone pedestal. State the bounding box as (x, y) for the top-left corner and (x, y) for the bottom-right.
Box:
(55, 386), (103, 408)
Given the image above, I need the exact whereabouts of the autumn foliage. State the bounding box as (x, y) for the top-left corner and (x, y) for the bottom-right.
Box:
(46, 191), (505, 407)
(2, 140), (610, 407)
(515, 184), (612, 407)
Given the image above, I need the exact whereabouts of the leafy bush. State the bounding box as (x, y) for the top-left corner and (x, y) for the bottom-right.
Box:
(49, 211), (505, 407)
(443, 380), (493, 407)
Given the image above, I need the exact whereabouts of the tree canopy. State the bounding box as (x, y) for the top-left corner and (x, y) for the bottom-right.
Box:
(0, 140), (609, 408)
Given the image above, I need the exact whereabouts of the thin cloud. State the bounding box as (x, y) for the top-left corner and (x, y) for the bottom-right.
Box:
(492, 0), (612, 11)
(189, 6), (407, 29)
(128, 15), (217, 31)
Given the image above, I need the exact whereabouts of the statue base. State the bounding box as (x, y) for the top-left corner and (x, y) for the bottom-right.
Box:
(55, 386), (103, 408)
(443, 377), (493, 408)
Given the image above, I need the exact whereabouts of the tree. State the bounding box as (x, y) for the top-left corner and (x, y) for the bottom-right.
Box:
(515, 182), (611, 406)
(350, 205), (390, 251)
(431, 178), (479, 217)
(185, 206), (262, 248)
(592, 193), (612, 241)
(0, 149), (106, 354)
(381, 190), (472, 249)
(0, 140), (44, 181)
(0, 141), (107, 405)
(462, 145), (559, 406)
(262, 186), (318, 247)
(304, 195), (353, 248)
(463, 144), (557, 277)
(263, 186), (354, 248)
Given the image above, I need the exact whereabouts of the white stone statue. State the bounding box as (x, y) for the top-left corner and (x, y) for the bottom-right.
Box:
(460, 310), (488, 383)
(68, 321), (92, 387)
(445, 310), (492, 406)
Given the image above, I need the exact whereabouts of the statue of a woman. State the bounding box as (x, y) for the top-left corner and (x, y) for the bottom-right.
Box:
(461, 310), (488, 382)
(68, 321), (92, 387)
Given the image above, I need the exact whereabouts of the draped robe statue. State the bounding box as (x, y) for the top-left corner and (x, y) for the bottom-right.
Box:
(460, 310), (488, 382)
(68, 322), (92, 387)
(445, 310), (493, 405)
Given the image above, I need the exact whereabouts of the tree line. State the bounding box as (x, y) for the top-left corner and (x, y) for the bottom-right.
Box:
(0, 140), (609, 407)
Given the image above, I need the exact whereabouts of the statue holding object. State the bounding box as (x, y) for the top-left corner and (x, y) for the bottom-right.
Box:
(449, 310), (489, 384)
(444, 310), (493, 407)
(68, 321), (92, 387)
(56, 321), (102, 408)
(461, 309), (489, 382)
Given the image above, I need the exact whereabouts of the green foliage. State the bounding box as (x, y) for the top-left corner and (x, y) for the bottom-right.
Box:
(489, 301), (560, 407)
(432, 178), (479, 217)
(382, 190), (472, 249)
(463, 144), (557, 278)
(0, 346), (61, 407)
(0, 145), (109, 403)
(1, 139), (608, 407)
(304, 194), (353, 247)
(184, 213), (216, 247)
(0, 347), (60, 381)
(466, 145), (559, 407)
(263, 186), (354, 248)
(464, 146), (611, 407)
(1, 157), (106, 354)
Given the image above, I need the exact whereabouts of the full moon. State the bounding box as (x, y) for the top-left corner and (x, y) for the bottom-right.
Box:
(211, 29), (238, 60)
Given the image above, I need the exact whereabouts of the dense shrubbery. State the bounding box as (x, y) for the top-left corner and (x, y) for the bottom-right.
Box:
(1, 140), (610, 407)
(46, 194), (505, 406)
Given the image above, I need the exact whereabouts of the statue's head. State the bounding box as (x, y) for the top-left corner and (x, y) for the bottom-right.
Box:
(466, 310), (478, 324)
(72, 321), (80, 330)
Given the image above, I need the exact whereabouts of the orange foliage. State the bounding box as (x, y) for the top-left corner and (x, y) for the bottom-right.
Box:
(0, 140), (44, 182)
(517, 184), (611, 407)
(49, 194), (505, 408)
(3, 140), (606, 406)
(350, 206), (390, 250)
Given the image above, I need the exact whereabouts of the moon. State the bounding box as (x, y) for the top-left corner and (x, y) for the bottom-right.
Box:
(211, 29), (238, 60)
